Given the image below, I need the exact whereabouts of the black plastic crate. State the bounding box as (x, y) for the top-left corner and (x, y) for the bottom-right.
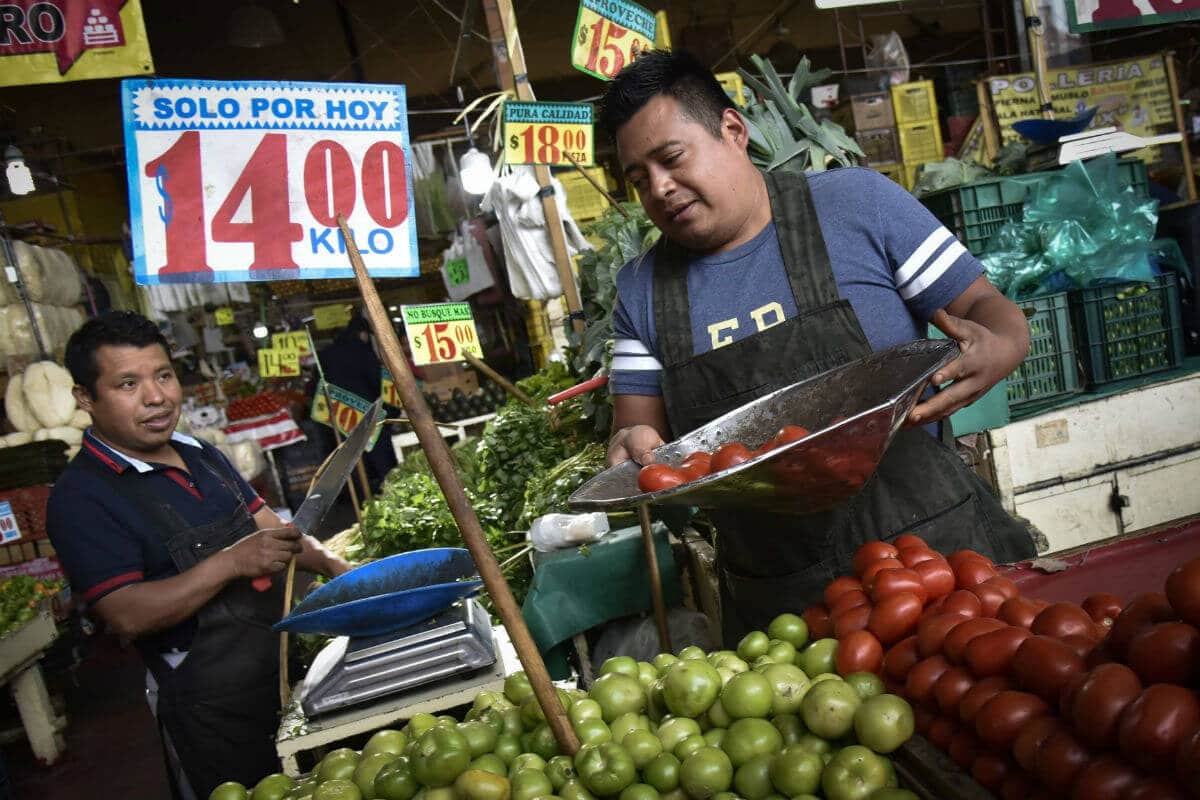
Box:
(1008, 292), (1081, 409)
(1070, 272), (1185, 386)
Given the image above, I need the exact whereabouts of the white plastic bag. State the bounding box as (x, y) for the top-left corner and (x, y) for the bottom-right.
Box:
(529, 512), (611, 552)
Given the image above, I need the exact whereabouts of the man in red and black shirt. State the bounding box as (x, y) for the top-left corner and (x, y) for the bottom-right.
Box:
(47, 311), (349, 798)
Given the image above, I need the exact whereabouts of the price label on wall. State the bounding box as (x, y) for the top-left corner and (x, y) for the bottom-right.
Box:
(504, 102), (593, 168)
(571, 0), (656, 81)
(272, 331), (312, 356)
(122, 78), (419, 284)
(258, 347), (300, 378)
(401, 303), (483, 366)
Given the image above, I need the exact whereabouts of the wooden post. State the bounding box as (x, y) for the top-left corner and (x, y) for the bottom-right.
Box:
(1022, 0), (1054, 120)
(638, 505), (672, 653)
(464, 351), (535, 406)
(338, 216), (580, 756)
(1165, 53), (1197, 202)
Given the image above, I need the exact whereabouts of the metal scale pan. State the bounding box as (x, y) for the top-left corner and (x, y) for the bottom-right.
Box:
(569, 340), (958, 515)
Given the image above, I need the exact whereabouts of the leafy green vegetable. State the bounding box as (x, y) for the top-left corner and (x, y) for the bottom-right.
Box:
(520, 442), (607, 526)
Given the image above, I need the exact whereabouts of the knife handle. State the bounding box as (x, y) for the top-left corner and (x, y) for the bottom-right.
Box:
(252, 576), (272, 592)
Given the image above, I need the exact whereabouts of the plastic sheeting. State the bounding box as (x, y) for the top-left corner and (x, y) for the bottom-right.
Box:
(982, 154), (1159, 299)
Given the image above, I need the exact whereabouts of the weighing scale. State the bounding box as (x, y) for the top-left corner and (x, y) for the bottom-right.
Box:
(299, 597), (496, 718)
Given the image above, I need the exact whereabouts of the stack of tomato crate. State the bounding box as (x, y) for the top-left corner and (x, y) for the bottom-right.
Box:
(800, 534), (1200, 799)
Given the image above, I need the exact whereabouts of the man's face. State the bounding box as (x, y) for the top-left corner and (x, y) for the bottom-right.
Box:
(617, 95), (759, 253)
(74, 344), (182, 455)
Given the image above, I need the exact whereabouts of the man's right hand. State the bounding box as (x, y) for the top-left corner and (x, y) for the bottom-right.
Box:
(224, 526), (303, 579)
(607, 425), (666, 467)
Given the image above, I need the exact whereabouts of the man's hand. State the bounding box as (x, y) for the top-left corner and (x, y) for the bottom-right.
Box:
(224, 526), (303, 579)
(909, 309), (1024, 426)
(607, 425), (666, 467)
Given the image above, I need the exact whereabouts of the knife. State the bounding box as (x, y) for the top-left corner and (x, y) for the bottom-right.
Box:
(252, 398), (385, 591)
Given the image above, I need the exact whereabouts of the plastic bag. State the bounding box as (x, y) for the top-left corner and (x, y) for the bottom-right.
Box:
(865, 32), (910, 87)
(589, 607), (718, 669)
(981, 154), (1159, 299)
(529, 512), (611, 552)
(911, 158), (994, 198)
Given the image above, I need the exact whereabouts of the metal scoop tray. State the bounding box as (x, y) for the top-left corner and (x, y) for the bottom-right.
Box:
(569, 340), (957, 514)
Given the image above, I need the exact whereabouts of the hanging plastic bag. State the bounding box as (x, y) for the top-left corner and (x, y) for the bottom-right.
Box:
(441, 222), (496, 300)
(865, 32), (910, 87)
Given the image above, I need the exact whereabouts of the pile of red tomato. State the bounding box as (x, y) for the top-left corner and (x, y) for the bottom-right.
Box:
(637, 426), (811, 493)
(803, 536), (1200, 799)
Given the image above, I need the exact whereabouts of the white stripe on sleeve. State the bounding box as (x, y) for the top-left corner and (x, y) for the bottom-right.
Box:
(613, 338), (652, 356)
(611, 354), (663, 372)
(900, 240), (967, 300)
(895, 227), (953, 288)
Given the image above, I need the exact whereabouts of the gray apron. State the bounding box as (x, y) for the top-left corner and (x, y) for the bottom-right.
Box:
(651, 170), (1036, 645)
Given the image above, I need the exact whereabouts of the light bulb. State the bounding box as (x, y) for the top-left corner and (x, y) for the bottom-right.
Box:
(459, 147), (494, 195)
(4, 147), (34, 196)
(253, 323), (269, 339)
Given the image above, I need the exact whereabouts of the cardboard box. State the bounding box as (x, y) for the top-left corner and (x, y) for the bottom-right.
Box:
(423, 366), (479, 401)
(850, 92), (894, 131)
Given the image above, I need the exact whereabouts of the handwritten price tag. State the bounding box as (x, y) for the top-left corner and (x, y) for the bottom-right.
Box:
(314, 303), (352, 330)
(571, 0), (656, 81)
(381, 368), (404, 407)
(272, 331), (311, 356)
(215, 306), (234, 325)
(503, 101), (594, 167)
(311, 379), (381, 446)
(401, 303), (483, 366)
(258, 347), (300, 378)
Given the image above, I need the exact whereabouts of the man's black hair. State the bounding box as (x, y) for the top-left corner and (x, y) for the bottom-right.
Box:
(64, 311), (171, 396)
(598, 49), (736, 139)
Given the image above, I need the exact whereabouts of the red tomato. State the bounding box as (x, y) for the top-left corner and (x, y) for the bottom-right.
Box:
(638, 464), (687, 493)
(905, 654), (951, 707)
(943, 617), (1005, 664)
(998, 596), (1041, 629)
(981, 576), (1018, 600)
(1175, 726), (1200, 796)
(1109, 591), (1176, 657)
(968, 583), (1008, 618)
(912, 704), (935, 735)
(1118, 684), (1200, 773)
(883, 635), (921, 680)
(1012, 715), (1062, 772)
(932, 666), (974, 715)
(852, 541), (901, 577)
(1070, 757), (1141, 800)
(822, 576), (863, 609)
(970, 754), (1012, 793)
(869, 567), (928, 605)
(975, 690), (1050, 749)
(957, 676), (1011, 725)
(868, 592), (923, 645)
(1059, 634), (1096, 661)
(954, 557), (997, 590)
(947, 729), (979, 770)
(829, 589), (871, 618)
(927, 715), (958, 750)
(914, 559), (955, 600)
(772, 425), (810, 447)
(948, 549), (995, 570)
(1127, 621), (1200, 685)
(1081, 592), (1124, 627)
(1124, 778), (1189, 800)
(710, 442), (753, 472)
(1000, 772), (1037, 800)
(917, 612), (970, 658)
(1033, 729), (1091, 792)
(835, 629), (883, 676)
(679, 451), (712, 481)
(1011, 635), (1085, 704)
(941, 589), (983, 619)
(1030, 602), (1097, 640)
(964, 626), (1032, 678)
(1166, 557), (1200, 628)
(860, 558), (904, 587)
(832, 603), (872, 638)
(893, 533), (928, 550)
(898, 546), (939, 568)
(802, 604), (832, 640)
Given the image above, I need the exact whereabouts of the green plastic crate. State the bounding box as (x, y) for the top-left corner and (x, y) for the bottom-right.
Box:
(1007, 292), (1081, 410)
(1070, 273), (1185, 387)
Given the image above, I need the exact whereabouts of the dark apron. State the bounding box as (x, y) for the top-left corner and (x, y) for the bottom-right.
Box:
(651, 170), (1036, 645)
(79, 449), (285, 797)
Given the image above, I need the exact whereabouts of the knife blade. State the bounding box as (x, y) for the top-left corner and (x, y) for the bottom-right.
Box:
(252, 398), (384, 591)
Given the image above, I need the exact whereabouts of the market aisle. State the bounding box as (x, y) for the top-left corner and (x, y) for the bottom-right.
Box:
(6, 632), (170, 799)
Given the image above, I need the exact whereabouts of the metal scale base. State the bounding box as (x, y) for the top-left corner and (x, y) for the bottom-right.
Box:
(300, 597), (496, 718)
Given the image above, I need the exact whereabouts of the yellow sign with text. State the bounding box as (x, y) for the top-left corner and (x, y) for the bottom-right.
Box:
(314, 303), (353, 330)
(381, 369), (403, 407)
(258, 347), (300, 378)
(503, 102), (594, 167)
(272, 331), (311, 356)
(570, 0), (656, 81)
(214, 306), (234, 325)
(401, 303), (483, 367)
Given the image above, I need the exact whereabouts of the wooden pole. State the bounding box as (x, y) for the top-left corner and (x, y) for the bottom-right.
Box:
(338, 216), (580, 756)
(1165, 53), (1198, 202)
(638, 505), (672, 653)
(487, 0), (585, 334)
(463, 351), (536, 406)
(1022, 0), (1054, 120)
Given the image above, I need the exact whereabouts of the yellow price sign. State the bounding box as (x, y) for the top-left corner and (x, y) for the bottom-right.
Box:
(311, 380), (381, 446)
(272, 331), (311, 356)
(503, 101), (594, 167)
(381, 369), (404, 407)
(258, 347), (300, 378)
(314, 303), (353, 331)
(214, 306), (234, 325)
(401, 303), (483, 367)
(571, 0), (656, 81)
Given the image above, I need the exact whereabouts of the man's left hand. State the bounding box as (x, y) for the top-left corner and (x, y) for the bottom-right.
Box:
(908, 309), (1021, 426)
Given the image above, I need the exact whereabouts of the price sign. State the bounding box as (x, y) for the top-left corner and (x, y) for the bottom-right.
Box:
(214, 306), (234, 325)
(445, 257), (470, 287)
(0, 502), (21, 544)
(272, 331), (312, 356)
(503, 102), (594, 168)
(122, 78), (419, 285)
(315, 303), (353, 330)
(381, 368), (404, 407)
(401, 302), (483, 366)
(571, 0), (656, 81)
(311, 379), (381, 446)
(258, 347), (300, 378)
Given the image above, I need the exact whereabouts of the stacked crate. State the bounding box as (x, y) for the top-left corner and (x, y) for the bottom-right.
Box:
(891, 81), (944, 190)
(849, 92), (902, 185)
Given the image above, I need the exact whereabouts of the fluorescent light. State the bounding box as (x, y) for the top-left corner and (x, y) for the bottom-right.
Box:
(5, 146), (34, 196)
(253, 323), (269, 338)
(459, 147), (494, 195)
